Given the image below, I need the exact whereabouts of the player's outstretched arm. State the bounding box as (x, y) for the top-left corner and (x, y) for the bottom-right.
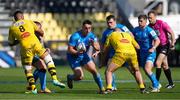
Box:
(92, 41), (100, 58)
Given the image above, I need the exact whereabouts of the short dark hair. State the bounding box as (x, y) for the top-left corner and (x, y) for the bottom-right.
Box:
(138, 14), (147, 20)
(34, 21), (42, 27)
(13, 10), (23, 20)
(34, 21), (41, 25)
(148, 10), (157, 16)
(106, 15), (116, 21)
(82, 20), (92, 25)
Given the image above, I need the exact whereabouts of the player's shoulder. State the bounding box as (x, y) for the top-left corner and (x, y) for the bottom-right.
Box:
(111, 31), (123, 36)
(116, 23), (124, 27)
(134, 26), (139, 30)
(71, 31), (81, 38)
(88, 32), (95, 36)
(24, 19), (34, 23)
(156, 19), (166, 25)
(156, 19), (163, 23)
(145, 26), (154, 31)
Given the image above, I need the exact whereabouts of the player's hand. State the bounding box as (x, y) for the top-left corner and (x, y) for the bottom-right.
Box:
(149, 47), (155, 53)
(78, 49), (85, 54)
(170, 45), (175, 50)
(92, 51), (100, 58)
(46, 48), (51, 53)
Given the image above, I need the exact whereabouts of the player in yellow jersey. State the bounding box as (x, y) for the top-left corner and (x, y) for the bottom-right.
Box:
(102, 28), (148, 94)
(8, 10), (65, 94)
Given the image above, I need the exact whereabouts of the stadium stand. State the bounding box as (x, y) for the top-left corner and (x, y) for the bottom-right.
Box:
(0, 0), (117, 41)
(0, 0), (117, 67)
(0, 0), (180, 67)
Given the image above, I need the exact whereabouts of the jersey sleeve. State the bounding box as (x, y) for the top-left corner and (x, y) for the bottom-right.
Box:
(68, 34), (77, 47)
(8, 27), (15, 44)
(149, 29), (158, 40)
(90, 33), (98, 42)
(121, 26), (131, 33)
(162, 22), (173, 33)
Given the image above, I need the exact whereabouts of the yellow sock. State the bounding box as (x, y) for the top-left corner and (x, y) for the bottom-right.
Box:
(31, 85), (36, 90)
(52, 75), (58, 80)
(107, 84), (112, 90)
(139, 83), (145, 89)
(48, 65), (58, 80)
(101, 87), (105, 91)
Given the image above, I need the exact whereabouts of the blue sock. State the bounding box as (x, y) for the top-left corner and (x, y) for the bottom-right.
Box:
(148, 73), (159, 88)
(93, 73), (104, 90)
(112, 73), (116, 89)
(38, 70), (46, 90)
(33, 69), (39, 82)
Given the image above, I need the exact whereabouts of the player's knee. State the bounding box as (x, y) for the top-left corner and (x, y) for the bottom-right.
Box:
(144, 67), (151, 74)
(156, 61), (161, 67)
(162, 65), (169, 70)
(132, 68), (140, 73)
(106, 69), (112, 75)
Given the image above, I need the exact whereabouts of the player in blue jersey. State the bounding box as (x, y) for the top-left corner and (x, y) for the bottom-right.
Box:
(100, 15), (134, 91)
(66, 20), (105, 94)
(133, 14), (161, 92)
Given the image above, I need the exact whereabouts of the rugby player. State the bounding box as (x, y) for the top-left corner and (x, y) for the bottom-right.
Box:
(133, 14), (160, 92)
(67, 20), (105, 94)
(103, 28), (148, 94)
(101, 15), (134, 91)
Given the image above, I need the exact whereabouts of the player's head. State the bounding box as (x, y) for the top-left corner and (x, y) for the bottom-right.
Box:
(138, 14), (147, 28)
(106, 15), (116, 29)
(147, 10), (157, 24)
(34, 21), (42, 29)
(82, 19), (92, 35)
(13, 10), (24, 21)
(113, 28), (122, 32)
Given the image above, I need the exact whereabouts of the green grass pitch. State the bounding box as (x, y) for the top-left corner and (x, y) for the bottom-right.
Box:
(0, 66), (180, 99)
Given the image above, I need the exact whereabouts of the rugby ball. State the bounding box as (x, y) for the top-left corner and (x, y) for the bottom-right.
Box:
(76, 42), (86, 52)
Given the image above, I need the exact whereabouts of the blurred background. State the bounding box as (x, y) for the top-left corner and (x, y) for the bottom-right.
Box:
(0, 0), (180, 68)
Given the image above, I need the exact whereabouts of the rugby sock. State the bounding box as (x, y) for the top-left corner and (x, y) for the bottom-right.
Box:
(112, 73), (116, 89)
(156, 68), (161, 81)
(38, 69), (47, 90)
(149, 73), (159, 88)
(93, 73), (104, 90)
(26, 72), (36, 90)
(139, 83), (145, 89)
(106, 84), (112, 90)
(33, 69), (39, 82)
(44, 54), (58, 80)
(164, 68), (173, 85)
